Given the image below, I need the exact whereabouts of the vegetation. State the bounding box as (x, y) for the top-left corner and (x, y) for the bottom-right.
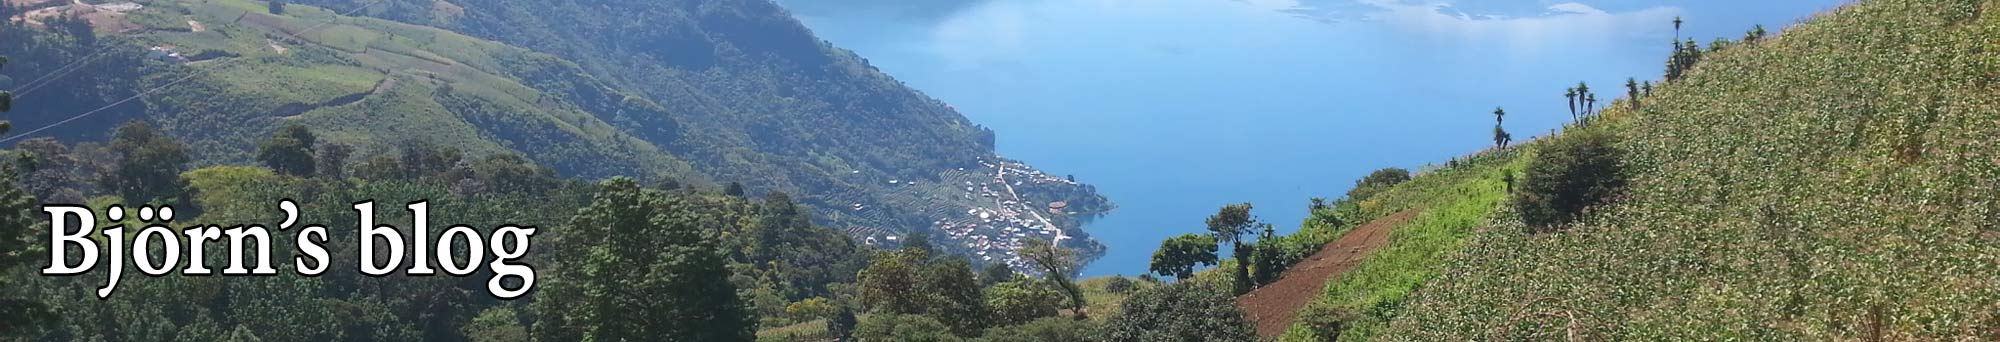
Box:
(1283, 148), (1526, 341)
(1148, 233), (1218, 280)
(1103, 281), (1258, 342)
(1381, 0), (2000, 339)
(1511, 127), (1627, 231)
(1204, 203), (1258, 294)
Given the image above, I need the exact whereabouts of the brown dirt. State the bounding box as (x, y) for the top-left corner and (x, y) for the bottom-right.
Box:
(1237, 208), (1421, 338)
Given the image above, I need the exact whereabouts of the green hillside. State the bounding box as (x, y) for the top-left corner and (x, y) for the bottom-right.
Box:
(142, 0), (707, 182)
(285, 0), (1117, 252)
(6, 0), (1112, 263)
(1286, 0), (2000, 339)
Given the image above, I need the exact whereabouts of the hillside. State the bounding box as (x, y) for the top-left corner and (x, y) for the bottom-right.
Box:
(3, 0), (1112, 265)
(1295, 0), (1999, 339)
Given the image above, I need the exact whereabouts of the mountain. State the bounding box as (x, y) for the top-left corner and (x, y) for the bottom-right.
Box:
(1252, 0), (2000, 340)
(3, 0), (1111, 265)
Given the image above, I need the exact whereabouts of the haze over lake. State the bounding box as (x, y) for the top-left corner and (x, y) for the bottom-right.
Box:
(778, 0), (1848, 276)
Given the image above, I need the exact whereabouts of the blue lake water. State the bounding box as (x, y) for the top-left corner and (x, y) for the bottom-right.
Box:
(780, 0), (1851, 276)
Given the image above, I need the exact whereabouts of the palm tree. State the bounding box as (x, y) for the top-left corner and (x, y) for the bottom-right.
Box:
(1575, 82), (1591, 115)
(1625, 78), (1640, 109)
(1494, 106), (1506, 125)
(1492, 107), (1509, 148)
(1586, 93), (1598, 116)
(1564, 88), (1578, 120)
(1674, 16), (1684, 41)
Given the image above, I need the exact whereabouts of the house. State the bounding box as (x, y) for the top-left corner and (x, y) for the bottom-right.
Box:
(147, 46), (187, 63)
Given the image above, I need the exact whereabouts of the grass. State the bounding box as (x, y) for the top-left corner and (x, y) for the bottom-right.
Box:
(1277, 147), (1528, 341)
(1376, 0), (2000, 339)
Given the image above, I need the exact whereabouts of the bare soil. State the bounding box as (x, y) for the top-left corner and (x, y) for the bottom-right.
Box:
(1237, 208), (1421, 338)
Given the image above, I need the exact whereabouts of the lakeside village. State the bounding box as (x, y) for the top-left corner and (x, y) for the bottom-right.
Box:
(854, 157), (1093, 272)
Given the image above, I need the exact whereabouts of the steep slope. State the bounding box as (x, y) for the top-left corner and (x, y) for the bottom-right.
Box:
(5, 0), (1112, 265)
(292, 0), (1114, 260)
(9, 0), (707, 182)
(1380, 0), (2000, 340)
(1239, 208), (1417, 338)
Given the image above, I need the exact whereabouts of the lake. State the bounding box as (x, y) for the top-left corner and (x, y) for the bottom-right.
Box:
(780, 0), (1851, 276)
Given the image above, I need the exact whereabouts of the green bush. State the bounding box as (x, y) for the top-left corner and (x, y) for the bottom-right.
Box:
(1512, 128), (1626, 232)
(854, 314), (962, 342)
(975, 317), (1100, 342)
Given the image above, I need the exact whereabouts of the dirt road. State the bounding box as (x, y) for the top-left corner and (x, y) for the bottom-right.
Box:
(1237, 208), (1421, 338)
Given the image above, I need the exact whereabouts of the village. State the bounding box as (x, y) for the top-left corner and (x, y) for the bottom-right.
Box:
(855, 156), (1094, 272)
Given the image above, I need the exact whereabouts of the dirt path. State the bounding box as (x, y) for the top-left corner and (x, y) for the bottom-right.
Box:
(1237, 208), (1422, 338)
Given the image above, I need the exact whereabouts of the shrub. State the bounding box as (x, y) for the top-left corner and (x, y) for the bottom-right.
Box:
(975, 317), (1100, 342)
(854, 314), (962, 342)
(1512, 128), (1627, 232)
(1345, 167), (1412, 201)
(1103, 282), (1256, 342)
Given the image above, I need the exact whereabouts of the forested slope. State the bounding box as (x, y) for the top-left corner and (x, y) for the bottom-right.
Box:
(3, 0), (1112, 260)
(284, 0), (1114, 246)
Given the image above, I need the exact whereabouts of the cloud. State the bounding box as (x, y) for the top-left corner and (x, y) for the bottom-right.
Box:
(1356, 1), (1682, 47)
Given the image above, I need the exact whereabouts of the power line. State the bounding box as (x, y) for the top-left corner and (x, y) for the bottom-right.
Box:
(0, 0), (392, 144)
(10, 50), (112, 98)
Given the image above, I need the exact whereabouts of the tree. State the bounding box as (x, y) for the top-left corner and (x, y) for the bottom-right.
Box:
(1103, 282), (1257, 342)
(784, 297), (836, 322)
(0, 56), (54, 336)
(855, 314), (962, 342)
(1346, 167), (1412, 201)
(1625, 78), (1641, 109)
(924, 257), (989, 337)
(903, 229), (935, 255)
(1252, 223), (1282, 285)
(724, 181), (745, 197)
(470, 155), (557, 195)
(1574, 82), (1591, 114)
(1585, 93), (1598, 116)
(747, 191), (865, 301)
(977, 317), (1100, 342)
(315, 142), (352, 179)
(981, 262), (1016, 287)
(530, 178), (755, 341)
(858, 249), (929, 314)
(103, 121), (190, 203)
(268, 0), (286, 14)
(1205, 203), (1256, 294)
(461, 307), (528, 342)
(1745, 24), (1768, 43)
(1564, 87), (1578, 120)
(828, 306), (859, 341)
(1642, 81), (1654, 97)
(1018, 238), (1087, 318)
(985, 279), (1064, 327)
(1514, 129), (1628, 232)
(256, 123), (317, 177)
(1492, 107), (1511, 148)
(1148, 233), (1217, 280)
(1673, 16), (1684, 40)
